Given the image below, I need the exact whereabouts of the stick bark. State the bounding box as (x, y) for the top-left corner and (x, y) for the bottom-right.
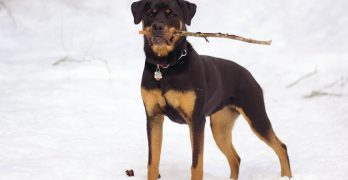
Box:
(139, 30), (272, 46)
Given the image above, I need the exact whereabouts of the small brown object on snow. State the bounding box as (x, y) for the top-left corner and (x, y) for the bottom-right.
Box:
(139, 30), (272, 45)
(125, 169), (134, 177)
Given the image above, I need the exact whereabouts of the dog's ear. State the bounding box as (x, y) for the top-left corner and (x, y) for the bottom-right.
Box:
(176, 0), (197, 26)
(131, 0), (147, 24)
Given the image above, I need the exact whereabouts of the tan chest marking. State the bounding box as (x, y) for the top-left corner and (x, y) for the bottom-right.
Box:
(141, 88), (166, 117)
(141, 88), (197, 121)
(164, 90), (197, 121)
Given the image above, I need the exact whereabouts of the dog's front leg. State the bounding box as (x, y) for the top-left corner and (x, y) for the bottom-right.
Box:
(189, 117), (206, 180)
(147, 115), (164, 180)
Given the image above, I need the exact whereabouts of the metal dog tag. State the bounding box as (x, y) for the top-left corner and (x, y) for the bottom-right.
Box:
(154, 66), (162, 81)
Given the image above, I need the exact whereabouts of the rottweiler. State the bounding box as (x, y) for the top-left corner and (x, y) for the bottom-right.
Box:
(131, 0), (292, 179)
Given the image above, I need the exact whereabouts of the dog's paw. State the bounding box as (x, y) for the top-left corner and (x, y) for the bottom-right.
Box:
(280, 177), (294, 180)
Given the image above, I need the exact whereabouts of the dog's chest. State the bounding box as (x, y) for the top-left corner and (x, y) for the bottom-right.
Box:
(141, 88), (196, 124)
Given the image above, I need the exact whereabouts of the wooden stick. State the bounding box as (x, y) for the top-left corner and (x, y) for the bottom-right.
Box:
(139, 30), (272, 45)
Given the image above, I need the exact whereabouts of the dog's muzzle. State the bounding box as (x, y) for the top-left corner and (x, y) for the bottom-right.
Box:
(151, 36), (169, 45)
(142, 22), (182, 57)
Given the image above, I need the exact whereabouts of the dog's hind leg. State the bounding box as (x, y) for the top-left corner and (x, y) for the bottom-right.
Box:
(236, 86), (292, 178)
(210, 106), (241, 180)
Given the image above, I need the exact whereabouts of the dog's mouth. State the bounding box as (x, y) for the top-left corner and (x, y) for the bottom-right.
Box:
(148, 34), (180, 57)
(149, 35), (176, 46)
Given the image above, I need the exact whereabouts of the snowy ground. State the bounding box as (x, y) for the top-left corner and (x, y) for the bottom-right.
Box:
(0, 0), (347, 179)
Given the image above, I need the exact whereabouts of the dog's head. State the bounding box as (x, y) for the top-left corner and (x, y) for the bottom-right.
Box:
(131, 0), (196, 58)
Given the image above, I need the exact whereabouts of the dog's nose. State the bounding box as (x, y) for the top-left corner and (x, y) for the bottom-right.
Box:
(152, 23), (165, 34)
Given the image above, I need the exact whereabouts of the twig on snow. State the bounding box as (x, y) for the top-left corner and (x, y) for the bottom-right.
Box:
(57, 19), (111, 73)
(286, 69), (318, 88)
(0, 0), (17, 27)
(303, 76), (348, 99)
(53, 56), (111, 74)
(303, 91), (342, 99)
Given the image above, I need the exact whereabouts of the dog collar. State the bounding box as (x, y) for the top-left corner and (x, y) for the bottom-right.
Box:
(154, 48), (188, 81)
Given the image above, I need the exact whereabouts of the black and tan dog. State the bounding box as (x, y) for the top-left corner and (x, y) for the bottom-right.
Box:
(131, 0), (292, 179)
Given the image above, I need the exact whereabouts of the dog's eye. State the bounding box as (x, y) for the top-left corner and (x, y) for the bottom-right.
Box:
(147, 9), (157, 17)
(165, 9), (172, 14)
(166, 9), (175, 17)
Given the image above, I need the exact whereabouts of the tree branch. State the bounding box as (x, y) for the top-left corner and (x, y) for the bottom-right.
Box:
(139, 30), (272, 45)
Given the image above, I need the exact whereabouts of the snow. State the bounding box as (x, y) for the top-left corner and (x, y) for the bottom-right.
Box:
(0, 0), (347, 179)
